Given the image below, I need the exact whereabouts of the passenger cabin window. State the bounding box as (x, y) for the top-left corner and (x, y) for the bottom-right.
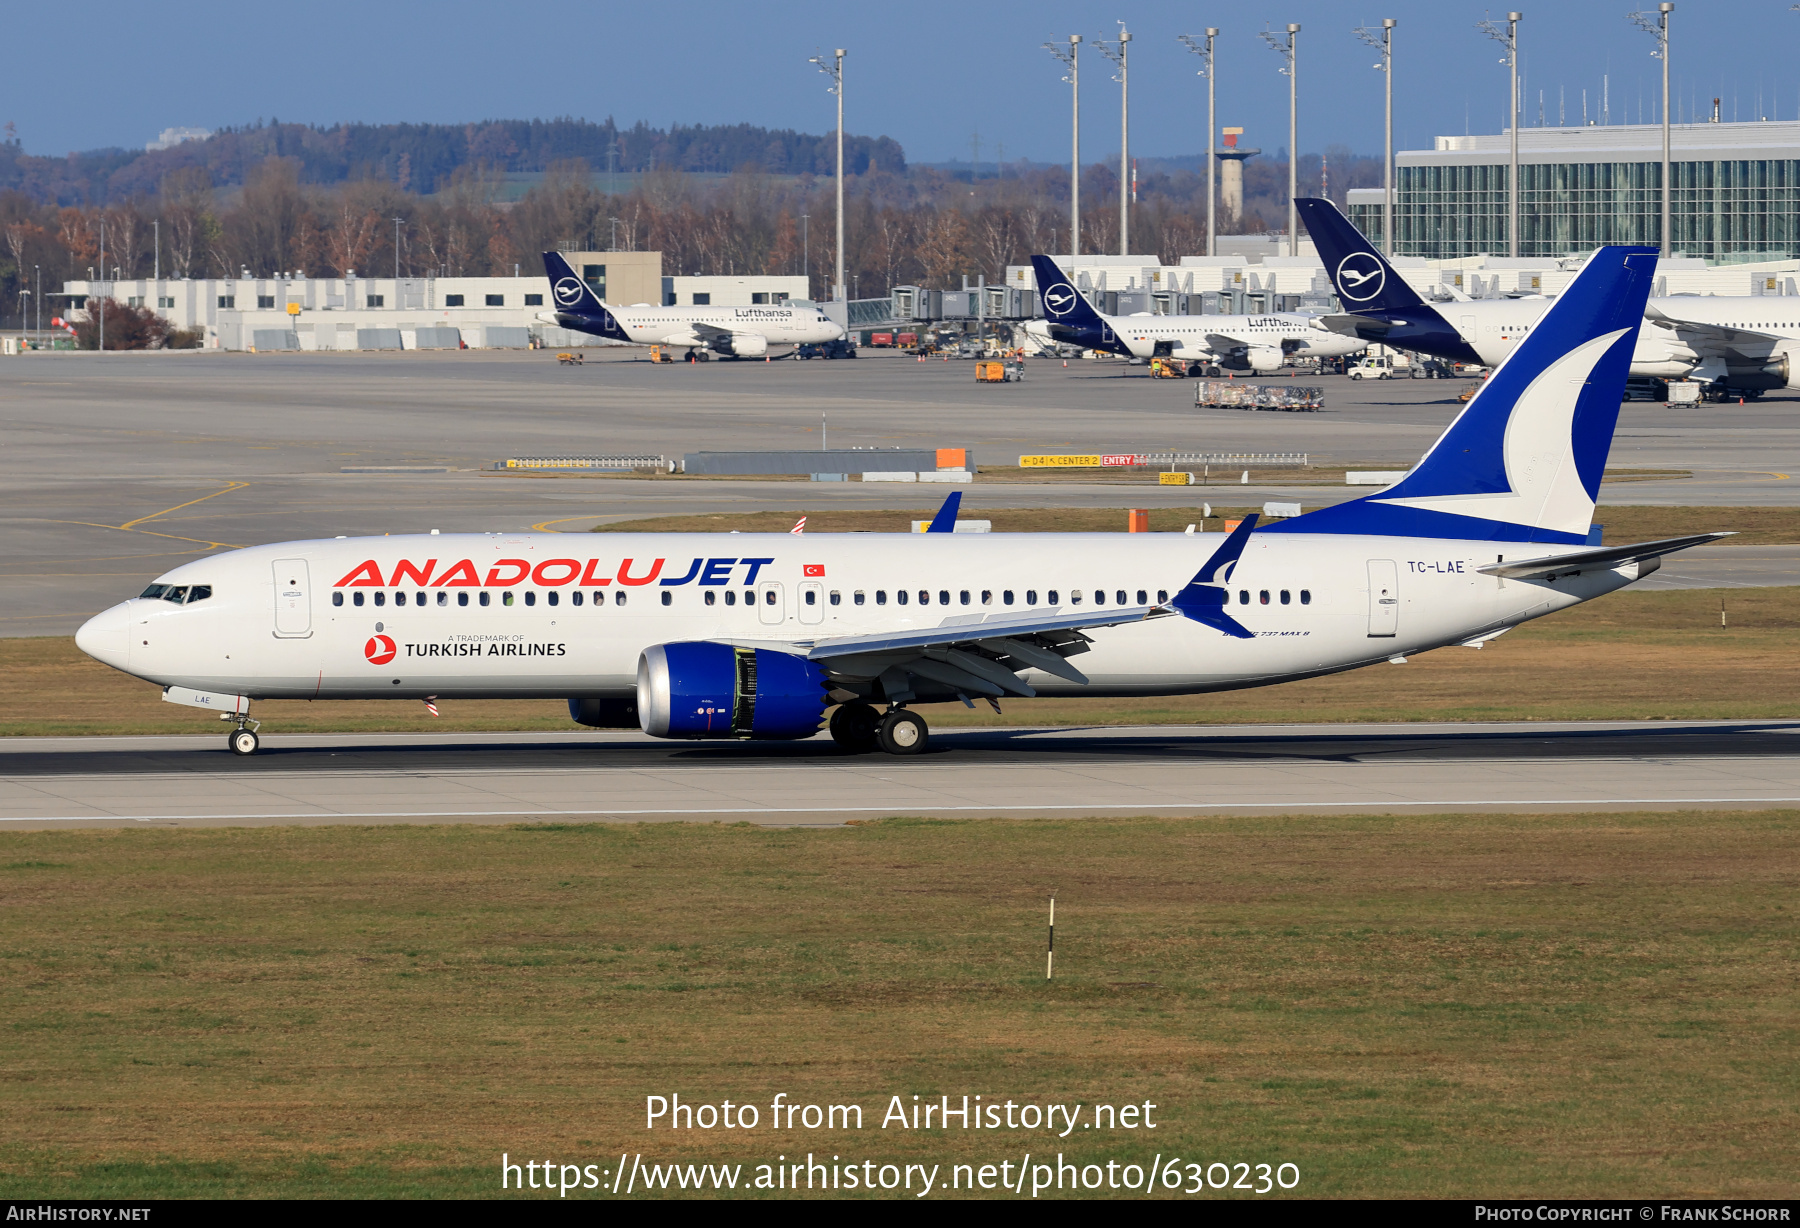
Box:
(1116, 590), (1127, 606)
(332, 591), (344, 607)
(1003, 590), (1014, 605)
(354, 592), (366, 607)
(661, 592), (672, 606)
(1157, 590), (1168, 604)
(854, 591), (866, 606)
(1300, 590), (1312, 605)
(829, 591), (841, 606)
(437, 592), (447, 606)
(524, 591), (536, 607)
(875, 591), (887, 605)
(1259, 590), (1270, 605)
(1026, 590), (1037, 605)
(1093, 590), (1104, 605)
(479, 592), (490, 607)
(804, 590), (816, 605)
(764, 590), (776, 606)
(458, 592), (469, 607)
(547, 591), (559, 607)
(981, 590), (992, 605)
(395, 591), (407, 606)
(1280, 590), (1291, 605)
(1136, 590), (1147, 605)
(705, 591), (716, 606)
(374, 591), (386, 607)
(725, 591), (736, 606)
(615, 591), (626, 606)
(592, 591), (604, 605)
(897, 591), (908, 605)
(1238, 591), (1249, 604)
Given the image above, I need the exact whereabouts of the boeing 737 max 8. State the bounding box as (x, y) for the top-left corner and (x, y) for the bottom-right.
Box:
(78, 245), (1725, 756)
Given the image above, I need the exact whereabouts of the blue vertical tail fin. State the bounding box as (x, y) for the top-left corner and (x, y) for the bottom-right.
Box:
(1295, 197), (1429, 314)
(1030, 255), (1108, 330)
(1264, 244), (1661, 545)
(542, 251), (630, 342)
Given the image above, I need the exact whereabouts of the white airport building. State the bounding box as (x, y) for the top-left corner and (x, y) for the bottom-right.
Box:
(55, 259), (810, 351)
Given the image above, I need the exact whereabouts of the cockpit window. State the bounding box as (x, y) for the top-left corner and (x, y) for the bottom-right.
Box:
(138, 584), (211, 604)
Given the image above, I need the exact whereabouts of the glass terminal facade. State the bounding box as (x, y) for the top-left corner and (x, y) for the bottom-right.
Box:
(1347, 121), (1800, 263)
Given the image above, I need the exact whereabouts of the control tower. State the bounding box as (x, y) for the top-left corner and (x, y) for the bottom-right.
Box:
(1215, 127), (1259, 226)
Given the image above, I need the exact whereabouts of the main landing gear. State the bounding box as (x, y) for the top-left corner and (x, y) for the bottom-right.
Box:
(829, 703), (929, 756)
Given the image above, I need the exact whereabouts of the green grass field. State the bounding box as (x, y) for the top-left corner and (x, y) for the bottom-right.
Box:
(1, 812), (1794, 1198)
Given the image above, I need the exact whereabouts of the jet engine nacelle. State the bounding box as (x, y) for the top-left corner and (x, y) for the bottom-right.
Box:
(637, 642), (829, 739)
(711, 331), (769, 358)
(1221, 345), (1284, 373)
(1769, 341), (1800, 389)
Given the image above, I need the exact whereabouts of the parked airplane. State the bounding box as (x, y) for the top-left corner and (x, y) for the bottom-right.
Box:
(77, 244), (1725, 758)
(538, 251), (844, 359)
(1298, 196), (1800, 397)
(1023, 254), (1366, 371)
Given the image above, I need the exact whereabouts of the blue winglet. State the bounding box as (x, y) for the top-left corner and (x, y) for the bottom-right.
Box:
(1168, 514), (1258, 639)
(925, 490), (962, 533)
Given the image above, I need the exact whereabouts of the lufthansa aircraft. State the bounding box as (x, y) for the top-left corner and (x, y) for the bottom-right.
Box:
(539, 251), (844, 359)
(78, 244), (1725, 757)
(1024, 254), (1366, 372)
(1299, 196), (1800, 397)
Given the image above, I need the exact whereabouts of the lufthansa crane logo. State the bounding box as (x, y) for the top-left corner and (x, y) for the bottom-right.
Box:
(1334, 253), (1386, 303)
(1042, 283), (1079, 317)
(553, 276), (585, 306)
(364, 634), (397, 665)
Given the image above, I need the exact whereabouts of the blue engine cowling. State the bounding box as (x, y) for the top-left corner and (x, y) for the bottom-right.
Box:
(637, 642), (829, 740)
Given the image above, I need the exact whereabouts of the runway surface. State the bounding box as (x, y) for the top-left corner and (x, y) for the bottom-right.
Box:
(6, 720), (1798, 829)
(4, 349), (1797, 634)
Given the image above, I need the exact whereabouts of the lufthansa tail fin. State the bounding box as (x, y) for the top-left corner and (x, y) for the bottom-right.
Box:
(1263, 244), (1661, 545)
(542, 251), (629, 342)
(1295, 197), (1428, 315)
(1029, 255), (1109, 330)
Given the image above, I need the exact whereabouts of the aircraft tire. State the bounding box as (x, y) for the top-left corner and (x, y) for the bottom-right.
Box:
(229, 729), (260, 756)
(877, 709), (929, 756)
(829, 702), (881, 752)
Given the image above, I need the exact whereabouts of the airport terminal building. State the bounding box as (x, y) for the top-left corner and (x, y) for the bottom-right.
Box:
(54, 252), (808, 351)
(1350, 119), (1800, 262)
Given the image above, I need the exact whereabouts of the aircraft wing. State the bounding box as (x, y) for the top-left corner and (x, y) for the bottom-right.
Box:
(1644, 304), (1782, 349)
(689, 320), (760, 338)
(1476, 532), (1732, 581)
(1318, 312), (1401, 337)
(794, 516), (1262, 700)
(1204, 331), (1259, 350)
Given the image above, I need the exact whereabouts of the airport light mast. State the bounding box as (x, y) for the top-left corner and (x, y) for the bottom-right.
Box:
(809, 49), (847, 302)
(1094, 23), (1131, 255)
(1177, 29), (1219, 257)
(1478, 11), (1522, 258)
(1354, 19), (1396, 257)
(1260, 24), (1301, 257)
(1629, 3), (1673, 258)
(1043, 35), (1081, 257)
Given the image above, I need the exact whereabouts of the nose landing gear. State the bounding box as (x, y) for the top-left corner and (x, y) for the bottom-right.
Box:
(225, 714), (262, 755)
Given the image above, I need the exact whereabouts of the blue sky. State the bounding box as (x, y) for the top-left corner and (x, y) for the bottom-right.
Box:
(10, 0), (1798, 164)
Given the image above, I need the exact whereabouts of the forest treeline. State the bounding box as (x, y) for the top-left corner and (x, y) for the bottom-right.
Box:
(0, 144), (1377, 322)
(0, 118), (909, 204)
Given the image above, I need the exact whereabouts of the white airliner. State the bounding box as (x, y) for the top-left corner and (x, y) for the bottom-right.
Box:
(1023, 255), (1366, 372)
(538, 251), (843, 359)
(1300, 196), (1800, 397)
(77, 244), (1725, 757)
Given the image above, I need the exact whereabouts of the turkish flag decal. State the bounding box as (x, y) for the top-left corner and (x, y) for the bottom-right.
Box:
(803, 564), (825, 577)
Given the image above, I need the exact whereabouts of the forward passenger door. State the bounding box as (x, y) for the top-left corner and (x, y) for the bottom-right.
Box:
(273, 560), (311, 638)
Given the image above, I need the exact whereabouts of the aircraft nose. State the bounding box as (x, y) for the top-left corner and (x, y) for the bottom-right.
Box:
(75, 602), (131, 671)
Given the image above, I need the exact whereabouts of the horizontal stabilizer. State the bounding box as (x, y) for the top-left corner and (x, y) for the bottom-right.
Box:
(1477, 532), (1732, 580)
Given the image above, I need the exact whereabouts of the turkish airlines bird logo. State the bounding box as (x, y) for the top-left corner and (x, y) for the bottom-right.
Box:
(1043, 284), (1078, 316)
(553, 277), (585, 305)
(364, 634), (397, 665)
(1334, 253), (1387, 303)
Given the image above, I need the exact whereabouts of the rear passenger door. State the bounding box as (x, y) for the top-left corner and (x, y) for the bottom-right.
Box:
(1366, 559), (1399, 637)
